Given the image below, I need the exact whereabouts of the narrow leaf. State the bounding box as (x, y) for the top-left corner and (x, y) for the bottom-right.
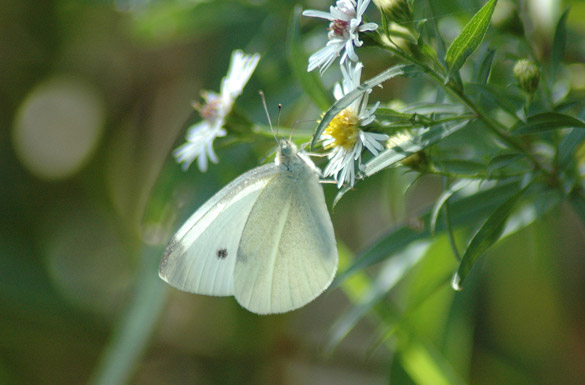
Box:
(551, 8), (570, 81)
(374, 107), (413, 120)
(452, 188), (524, 290)
(501, 190), (561, 239)
(445, 0), (498, 76)
(434, 160), (488, 175)
(325, 242), (429, 353)
(513, 112), (585, 135)
(400, 340), (466, 385)
(558, 128), (585, 172)
(424, 0), (447, 66)
(400, 103), (465, 115)
(310, 64), (418, 149)
(334, 179), (523, 286)
(332, 183), (353, 208)
(477, 48), (495, 84)
(365, 120), (471, 176)
(287, 6), (330, 111)
(430, 179), (474, 234)
(486, 152), (526, 176)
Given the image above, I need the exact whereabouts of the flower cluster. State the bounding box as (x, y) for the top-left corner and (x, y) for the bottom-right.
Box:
(174, 50), (260, 172)
(304, 0), (388, 187)
(303, 0), (378, 74)
(172, 0), (388, 189)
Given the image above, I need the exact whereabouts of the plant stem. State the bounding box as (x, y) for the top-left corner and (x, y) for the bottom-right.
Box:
(378, 40), (556, 181)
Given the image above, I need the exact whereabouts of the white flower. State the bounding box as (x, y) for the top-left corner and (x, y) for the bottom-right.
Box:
(321, 62), (387, 187)
(174, 50), (260, 172)
(303, 0), (378, 74)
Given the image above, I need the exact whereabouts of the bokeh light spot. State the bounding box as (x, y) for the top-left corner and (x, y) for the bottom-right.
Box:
(12, 76), (105, 180)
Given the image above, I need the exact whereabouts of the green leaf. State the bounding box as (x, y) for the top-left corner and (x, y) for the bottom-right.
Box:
(501, 189), (560, 239)
(558, 128), (585, 173)
(452, 187), (525, 291)
(430, 179), (474, 235)
(434, 160), (488, 175)
(399, 340), (466, 385)
(551, 8), (570, 81)
(486, 152), (527, 176)
(400, 103), (465, 115)
(423, 0), (447, 67)
(477, 48), (495, 84)
(310, 64), (418, 149)
(287, 6), (330, 111)
(325, 242), (429, 353)
(364, 120), (472, 177)
(374, 107), (413, 120)
(334, 179), (523, 286)
(445, 0), (498, 76)
(513, 112), (585, 135)
(457, 187), (562, 290)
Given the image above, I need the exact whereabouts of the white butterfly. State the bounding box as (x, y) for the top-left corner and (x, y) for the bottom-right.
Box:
(159, 140), (338, 314)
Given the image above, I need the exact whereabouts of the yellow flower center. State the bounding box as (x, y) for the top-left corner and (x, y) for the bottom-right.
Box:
(324, 109), (359, 149)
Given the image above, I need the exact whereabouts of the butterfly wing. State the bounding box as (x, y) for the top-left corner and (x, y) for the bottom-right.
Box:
(233, 163), (338, 314)
(159, 164), (280, 296)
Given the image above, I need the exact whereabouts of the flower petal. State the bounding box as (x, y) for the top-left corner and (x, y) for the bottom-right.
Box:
(356, 0), (371, 16)
(359, 22), (378, 32)
(221, 50), (260, 106)
(308, 42), (343, 73)
(302, 9), (335, 20)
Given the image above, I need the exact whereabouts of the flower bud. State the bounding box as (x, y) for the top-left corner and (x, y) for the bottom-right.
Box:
(373, 0), (413, 25)
(513, 59), (540, 93)
(386, 130), (429, 171)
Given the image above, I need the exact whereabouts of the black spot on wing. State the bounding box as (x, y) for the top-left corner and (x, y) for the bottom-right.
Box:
(216, 248), (228, 259)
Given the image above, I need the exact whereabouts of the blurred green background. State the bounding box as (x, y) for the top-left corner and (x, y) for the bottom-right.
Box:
(2, 0), (585, 384)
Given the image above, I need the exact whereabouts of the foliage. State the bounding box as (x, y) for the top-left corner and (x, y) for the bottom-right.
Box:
(3, 0), (585, 384)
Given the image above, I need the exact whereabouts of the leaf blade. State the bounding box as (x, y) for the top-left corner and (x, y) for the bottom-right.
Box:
(445, 0), (498, 76)
(333, 179), (523, 286)
(513, 112), (585, 135)
(551, 7), (570, 81)
(452, 188), (524, 290)
(430, 179), (474, 234)
(477, 48), (495, 84)
(325, 242), (429, 353)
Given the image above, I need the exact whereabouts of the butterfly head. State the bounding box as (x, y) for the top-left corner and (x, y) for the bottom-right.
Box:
(275, 139), (321, 176)
(275, 139), (298, 166)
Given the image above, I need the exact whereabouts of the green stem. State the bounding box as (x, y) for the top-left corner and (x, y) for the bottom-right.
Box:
(88, 245), (168, 385)
(377, 39), (556, 181)
(425, 169), (526, 180)
(377, 114), (476, 130)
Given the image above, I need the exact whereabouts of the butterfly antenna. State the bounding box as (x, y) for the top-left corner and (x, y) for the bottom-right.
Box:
(259, 90), (279, 146)
(277, 104), (282, 139)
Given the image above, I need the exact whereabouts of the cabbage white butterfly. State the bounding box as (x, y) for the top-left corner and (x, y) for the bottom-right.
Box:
(159, 140), (338, 314)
